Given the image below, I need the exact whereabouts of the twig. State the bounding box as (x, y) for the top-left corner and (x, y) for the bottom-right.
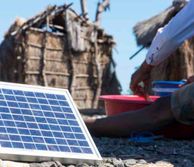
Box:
(95, 0), (110, 26)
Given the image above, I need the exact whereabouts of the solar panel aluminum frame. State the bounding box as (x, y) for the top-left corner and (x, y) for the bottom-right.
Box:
(0, 82), (102, 164)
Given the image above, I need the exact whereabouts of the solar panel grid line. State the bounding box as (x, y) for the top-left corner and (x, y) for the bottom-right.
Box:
(0, 82), (102, 164)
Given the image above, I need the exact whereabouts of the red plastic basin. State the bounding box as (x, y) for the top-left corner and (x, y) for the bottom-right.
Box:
(100, 95), (194, 139)
(99, 95), (159, 116)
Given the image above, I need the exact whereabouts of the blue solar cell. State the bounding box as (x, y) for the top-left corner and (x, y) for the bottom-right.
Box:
(70, 147), (82, 153)
(48, 99), (59, 106)
(18, 129), (30, 135)
(4, 95), (16, 101)
(2, 89), (13, 94)
(30, 130), (41, 136)
(33, 110), (44, 116)
(15, 96), (27, 102)
(43, 111), (54, 117)
(24, 143), (36, 150)
(12, 142), (24, 148)
(24, 116), (35, 122)
(51, 106), (61, 112)
(56, 139), (67, 145)
(0, 100), (7, 106)
(65, 114), (75, 119)
(58, 100), (69, 106)
(63, 133), (75, 139)
(18, 102), (30, 109)
(55, 95), (66, 100)
(2, 114), (12, 120)
(72, 127), (82, 133)
(37, 98), (48, 104)
(30, 104), (41, 110)
(10, 108), (21, 114)
(39, 124), (50, 130)
(33, 137), (44, 143)
(27, 97), (38, 103)
(82, 147), (93, 154)
(42, 131), (53, 137)
(0, 127), (6, 133)
(21, 136), (33, 142)
(41, 105), (51, 111)
(61, 126), (71, 132)
(27, 123), (38, 129)
(9, 135), (21, 141)
(0, 120), (4, 126)
(0, 134), (9, 140)
(49, 125), (60, 131)
(35, 117), (46, 123)
(68, 120), (78, 126)
(59, 146), (70, 152)
(13, 90), (24, 96)
(7, 101), (19, 107)
(57, 119), (68, 125)
(47, 118), (58, 124)
(12, 115), (24, 121)
(21, 109), (32, 115)
(54, 112), (65, 118)
(0, 141), (12, 148)
(48, 145), (59, 151)
(78, 140), (89, 147)
(36, 144), (47, 150)
(15, 122), (27, 128)
(34, 92), (45, 98)
(45, 138), (56, 144)
(0, 94), (4, 99)
(0, 106), (10, 113)
(4, 121), (15, 127)
(24, 91), (34, 97)
(7, 128), (18, 134)
(67, 140), (79, 146)
(45, 93), (56, 99)
(53, 132), (63, 138)
(74, 133), (85, 140)
(61, 107), (72, 113)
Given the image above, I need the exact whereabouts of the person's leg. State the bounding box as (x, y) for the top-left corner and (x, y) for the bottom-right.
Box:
(85, 96), (175, 137)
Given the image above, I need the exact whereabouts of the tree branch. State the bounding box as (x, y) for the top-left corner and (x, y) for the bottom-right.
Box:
(95, 0), (110, 26)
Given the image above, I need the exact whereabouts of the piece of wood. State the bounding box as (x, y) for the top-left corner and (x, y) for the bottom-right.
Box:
(80, 0), (88, 19)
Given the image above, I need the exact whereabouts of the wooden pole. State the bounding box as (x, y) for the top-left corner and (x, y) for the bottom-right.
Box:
(80, 0), (88, 19)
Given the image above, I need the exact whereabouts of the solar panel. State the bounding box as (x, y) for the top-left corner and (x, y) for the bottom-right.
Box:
(0, 82), (102, 164)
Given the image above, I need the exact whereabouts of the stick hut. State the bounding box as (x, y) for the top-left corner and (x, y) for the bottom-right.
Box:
(0, 4), (121, 109)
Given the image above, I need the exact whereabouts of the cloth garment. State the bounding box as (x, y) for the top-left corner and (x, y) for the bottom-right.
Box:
(146, 0), (194, 65)
(171, 83), (194, 125)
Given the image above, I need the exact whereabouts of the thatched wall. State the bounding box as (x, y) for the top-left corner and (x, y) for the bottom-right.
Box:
(0, 4), (121, 109)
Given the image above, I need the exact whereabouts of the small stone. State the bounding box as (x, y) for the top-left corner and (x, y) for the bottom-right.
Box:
(138, 159), (147, 164)
(123, 159), (137, 166)
(112, 158), (124, 167)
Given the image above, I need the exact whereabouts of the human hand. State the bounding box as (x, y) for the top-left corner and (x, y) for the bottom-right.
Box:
(180, 76), (194, 87)
(186, 76), (194, 84)
(130, 61), (153, 96)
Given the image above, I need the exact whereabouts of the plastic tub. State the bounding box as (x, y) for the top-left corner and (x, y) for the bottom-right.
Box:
(99, 95), (159, 116)
(152, 80), (185, 96)
(100, 95), (194, 139)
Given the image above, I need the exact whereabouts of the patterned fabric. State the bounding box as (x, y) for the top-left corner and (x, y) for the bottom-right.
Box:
(171, 83), (194, 124)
